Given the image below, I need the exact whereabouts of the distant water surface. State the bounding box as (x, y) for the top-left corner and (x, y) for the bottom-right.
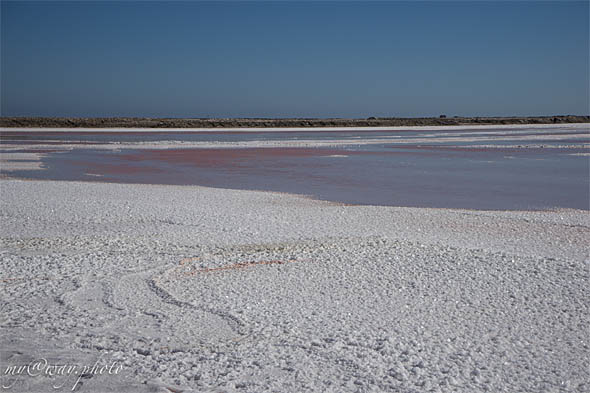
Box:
(2, 126), (588, 210)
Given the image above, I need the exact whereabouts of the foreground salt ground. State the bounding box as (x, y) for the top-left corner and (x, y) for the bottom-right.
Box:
(0, 180), (588, 392)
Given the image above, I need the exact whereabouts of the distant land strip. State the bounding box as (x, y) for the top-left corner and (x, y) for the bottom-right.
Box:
(1, 115), (589, 129)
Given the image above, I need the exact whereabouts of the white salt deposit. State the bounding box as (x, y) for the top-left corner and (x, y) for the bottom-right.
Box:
(1, 179), (588, 392)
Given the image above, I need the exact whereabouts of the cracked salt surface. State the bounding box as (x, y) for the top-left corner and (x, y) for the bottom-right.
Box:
(0, 179), (589, 392)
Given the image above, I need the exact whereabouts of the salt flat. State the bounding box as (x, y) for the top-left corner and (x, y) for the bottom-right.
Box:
(0, 179), (588, 392)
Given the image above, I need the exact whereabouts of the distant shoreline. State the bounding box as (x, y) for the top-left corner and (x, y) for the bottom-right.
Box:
(1, 115), (589, 129)
(2, 123), (589, 133)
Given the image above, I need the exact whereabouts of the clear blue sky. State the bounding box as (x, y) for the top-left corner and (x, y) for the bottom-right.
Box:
(1, 1), (588, 118)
